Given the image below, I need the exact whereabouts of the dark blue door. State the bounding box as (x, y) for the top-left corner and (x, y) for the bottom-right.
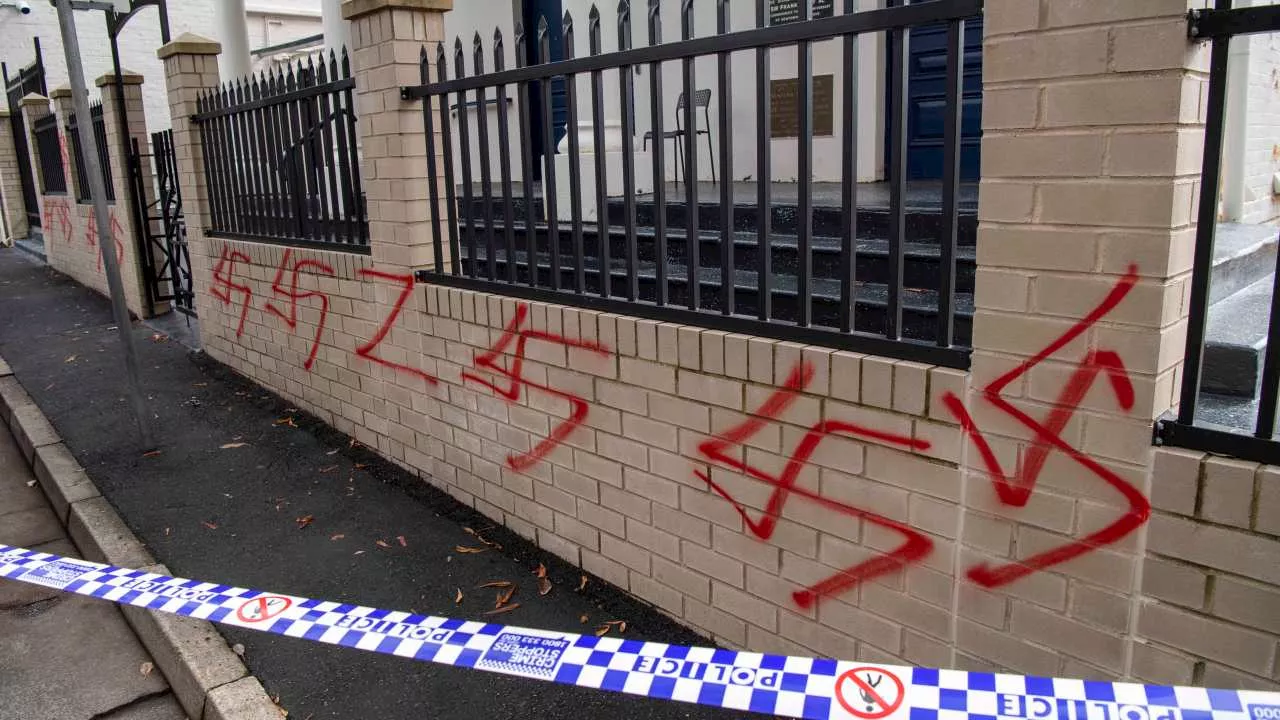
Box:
(901, 14), (983, 180)
(523, 0), (568, 181)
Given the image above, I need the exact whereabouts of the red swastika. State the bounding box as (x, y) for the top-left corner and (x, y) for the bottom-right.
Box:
(696, 362), (933, 608)
(211, 246), (253, 338)
(354, 269), (438, 387)
(264, 249), (335, 371)
(462, 303), (611, 471)
(943, 264), (1150, 588)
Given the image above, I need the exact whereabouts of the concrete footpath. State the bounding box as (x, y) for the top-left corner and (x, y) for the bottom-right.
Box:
(0, 248), (739, 719)
(0, 383), (186, 719)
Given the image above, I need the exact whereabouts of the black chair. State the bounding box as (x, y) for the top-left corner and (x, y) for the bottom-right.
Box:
(642, 89), (716, 186)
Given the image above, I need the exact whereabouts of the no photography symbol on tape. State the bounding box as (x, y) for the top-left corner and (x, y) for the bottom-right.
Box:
(236, 595), (292, 623)
(836, 666), (905, 719)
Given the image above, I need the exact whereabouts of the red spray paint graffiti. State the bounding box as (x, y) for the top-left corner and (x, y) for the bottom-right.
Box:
(210, 246), (253, 337)
(462, 303), (611, 470)
(85, 210), (126, 273)
(943, 264), (1149, 588)
(696, 362), (933, 609)
(264, 249), (335, 370)
(354, 269), (438, 386)
(42, 198), (73, 244)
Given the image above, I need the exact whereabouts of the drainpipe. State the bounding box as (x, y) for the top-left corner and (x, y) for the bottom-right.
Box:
(216, 0), (252, 82)
(321, 0), (350, 54)
(1222, 0), (1252, 222)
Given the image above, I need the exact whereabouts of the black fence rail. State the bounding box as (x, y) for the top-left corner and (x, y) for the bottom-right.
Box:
(68, 100), (115, 203)
(192, 50), (367, 252)
(1155, 2), (1280, 465)
(31, 112), (66, 195)
(402, 0), (979, 368)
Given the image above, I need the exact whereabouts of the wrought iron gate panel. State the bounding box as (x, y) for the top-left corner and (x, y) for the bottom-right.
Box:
(131, 129), (194, 316)
(3, 39), (47, 231)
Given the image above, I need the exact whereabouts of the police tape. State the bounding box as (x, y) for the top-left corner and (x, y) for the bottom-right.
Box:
(3, 542), (1279, 720)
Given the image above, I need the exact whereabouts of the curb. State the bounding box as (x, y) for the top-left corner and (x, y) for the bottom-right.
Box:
(0, 355), (281, 720)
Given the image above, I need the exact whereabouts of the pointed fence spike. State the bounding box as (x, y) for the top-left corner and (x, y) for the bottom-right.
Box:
(537, 14), (548, 36)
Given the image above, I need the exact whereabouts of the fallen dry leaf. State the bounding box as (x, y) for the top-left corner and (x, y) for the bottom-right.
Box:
(478, 581), (513, 589)
(463, 527), (476, 536)
(274, 416), (298, 428)
(285, 408), (299, 413)
(397, 535), (407, 547)
(535, 563), (547, 578)
(326, 449), (339, 455)
(318, 465), (338, 473)
(202, 521), (218, 530)
(164, 527), (170, 536)
(497, 585), (517, 607)
(483, 603), (520, 617)
(220, 442), (248, 449)
(143, 450), (162, 458)
(454, 545), (489, 554)
(579, 614), (589, 624)
(353, 550), (365, 555)
(150, 333), (169, 343)
(295, 515), (314, 529)
(454, 588), (464, 604)
(538, 577), (552, 596)
(140, 662), (153, 677)
(616, 621), (627, 633)
(193, 382), (208, 387)
(25, 479), (35, 487)
(594, 625), (610, 637)
(232, 643), (245, 657)
(330, 534), (345, 541)
(375, 539), (390, 548)
(354, 463), (369, 470)
(577, 575), (588, 592)
(64, 355), (77, 363)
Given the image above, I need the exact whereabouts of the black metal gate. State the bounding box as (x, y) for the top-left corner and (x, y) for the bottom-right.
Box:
(2, 39), (47, 231)
(130, 130), (194, 316)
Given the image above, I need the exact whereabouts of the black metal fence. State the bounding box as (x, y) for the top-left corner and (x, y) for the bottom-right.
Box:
(68, 100), (115, 203)
(31, 113), (66, 195)
(1155, 2), (1280, 464)
(3, 38), (46, 228)
(402, 0), (980, 368)
(191, 50), (368, 252)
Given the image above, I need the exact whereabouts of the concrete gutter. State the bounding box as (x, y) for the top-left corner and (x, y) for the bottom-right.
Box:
(0, 353), (281, 720)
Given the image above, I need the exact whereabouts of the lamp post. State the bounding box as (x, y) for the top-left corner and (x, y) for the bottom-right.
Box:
(52, 0), (154, 449)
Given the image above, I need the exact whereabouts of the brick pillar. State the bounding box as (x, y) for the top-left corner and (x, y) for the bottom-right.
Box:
(0, 110), (28, 240)
(48, 87), (78, 199)
(157, 34), (222, 328)
(342, 0), (452, 273)
(17, 94), (51, 234)
(959, 1), (1207, 679)
(98, 71), (166, 318)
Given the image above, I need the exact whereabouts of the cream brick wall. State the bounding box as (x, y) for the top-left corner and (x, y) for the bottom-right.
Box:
(1141, 449), (1280, 689)
(0, 110), (27, 239)
(152, 0), (1280, 689)
(37, 77), (156, 319)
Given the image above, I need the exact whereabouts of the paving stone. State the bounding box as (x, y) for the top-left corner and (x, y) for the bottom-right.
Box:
(103, 693), (187, 720)
(204, 676), (279, 720)
(0, 593), (169, 720)
(0, 538), (75, 610)
(0, 506), (63, 548)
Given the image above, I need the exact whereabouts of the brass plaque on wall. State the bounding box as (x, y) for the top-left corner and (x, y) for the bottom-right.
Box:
(770, 75), (835, 138)
(768, 0), (835, 25)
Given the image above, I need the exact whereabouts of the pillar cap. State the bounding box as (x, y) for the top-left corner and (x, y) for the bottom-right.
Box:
(0, 110), (10, 118)
(342, 0), (452, 21)
(157, 33), (222, 60)
(19, 93), (49, 108)
(48, 86), (72, 100)
(96, 70), (144, 87)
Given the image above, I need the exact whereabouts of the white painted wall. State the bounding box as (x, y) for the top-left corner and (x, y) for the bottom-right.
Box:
(442, 0), (886, 187)
(0, 1), (322, 134)
(1236, 29), (1280, 224)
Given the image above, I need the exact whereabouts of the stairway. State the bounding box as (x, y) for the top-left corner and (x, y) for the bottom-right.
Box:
(1194, 223), (1280, 435)
(454, 191), (978, 346)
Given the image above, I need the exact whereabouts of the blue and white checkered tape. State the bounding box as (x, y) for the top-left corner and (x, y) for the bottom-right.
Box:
(3, 542), (1279, 720)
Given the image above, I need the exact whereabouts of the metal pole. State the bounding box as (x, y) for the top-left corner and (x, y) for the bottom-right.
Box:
(53, 0), (154, 449)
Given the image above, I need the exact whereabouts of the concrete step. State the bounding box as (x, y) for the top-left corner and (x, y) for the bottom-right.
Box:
(1203, 274), (1273, 397)
(1210, 223), (1278, 304)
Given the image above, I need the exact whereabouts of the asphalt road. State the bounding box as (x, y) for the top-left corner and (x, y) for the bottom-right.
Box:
(0, 249), (752, 720)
